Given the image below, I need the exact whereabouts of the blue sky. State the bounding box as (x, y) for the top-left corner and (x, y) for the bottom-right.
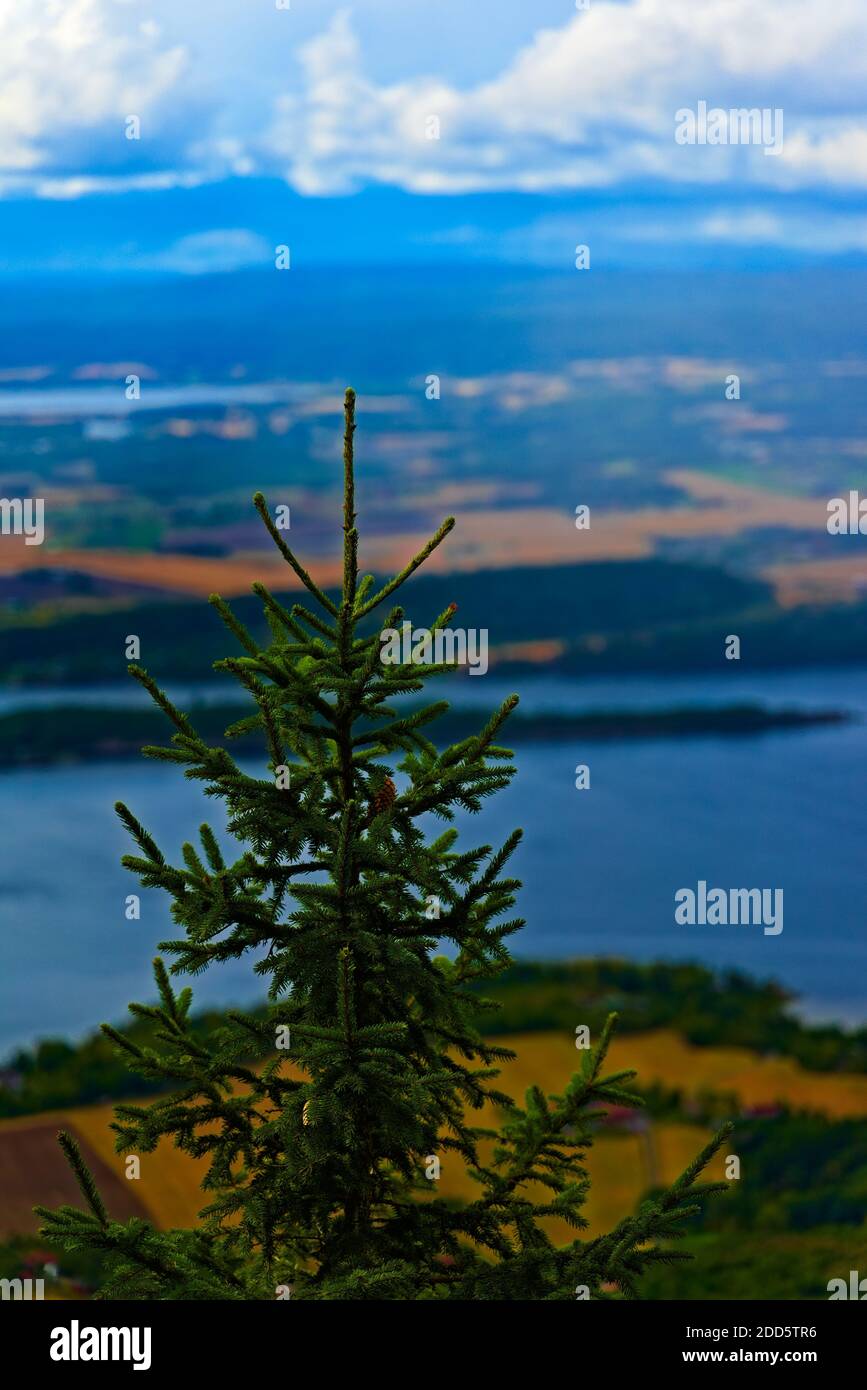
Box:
(3, 0), (867, 272)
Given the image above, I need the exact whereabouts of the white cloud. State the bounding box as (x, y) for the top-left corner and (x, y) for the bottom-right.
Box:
(696, 208), (867, 253)
(137, 229), (272, 274)
(777, 126), (867, 187)
(0, 0), (186, 182)
(466, 202), (867, 267)
(0, 171), (206, 200)
(264, 1), (867, 195)
(4, 0), (867, 200)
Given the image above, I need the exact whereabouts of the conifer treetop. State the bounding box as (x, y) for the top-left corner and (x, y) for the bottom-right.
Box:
(39, 390), (730, 1300)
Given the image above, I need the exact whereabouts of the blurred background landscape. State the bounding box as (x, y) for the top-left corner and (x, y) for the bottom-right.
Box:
(0, 0), (865, 1299)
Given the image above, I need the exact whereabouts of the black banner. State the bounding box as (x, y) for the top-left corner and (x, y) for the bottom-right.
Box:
(5, 1297), (862, 1376)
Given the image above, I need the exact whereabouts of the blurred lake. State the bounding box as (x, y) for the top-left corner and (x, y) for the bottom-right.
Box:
(0, 665), (864, 1052)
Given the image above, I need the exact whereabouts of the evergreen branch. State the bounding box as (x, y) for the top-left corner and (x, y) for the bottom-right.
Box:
(290, 603), (337, 642)
(208, 594), (261, 656)
(129, 665), (197, 738)
(55, 1130), (109, 1228)
(251, 582), (311, 643)
(114, 801), (165, 864)
(253, 491), (339, 616)
(355, 516), (456, 618)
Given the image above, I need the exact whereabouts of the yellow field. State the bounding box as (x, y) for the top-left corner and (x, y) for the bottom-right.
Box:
(4, 1027), (866, 1242)
(509, 1029), (867, 1120)
(0, 1102), (712, 1244)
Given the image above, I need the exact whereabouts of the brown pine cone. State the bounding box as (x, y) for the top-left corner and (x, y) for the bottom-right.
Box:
(368, 776), (397, 823)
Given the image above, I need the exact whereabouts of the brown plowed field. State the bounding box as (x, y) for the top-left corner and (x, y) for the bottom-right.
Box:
(0, 1117), (149, 1238)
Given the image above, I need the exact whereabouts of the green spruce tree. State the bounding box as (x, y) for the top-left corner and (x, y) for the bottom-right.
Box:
(39, 390), (729, 1299)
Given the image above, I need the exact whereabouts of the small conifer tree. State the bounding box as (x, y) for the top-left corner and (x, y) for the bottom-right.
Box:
(39, 390), (729, 1299)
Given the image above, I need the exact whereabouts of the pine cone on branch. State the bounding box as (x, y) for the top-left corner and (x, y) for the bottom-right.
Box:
(367, 776), (397, 824)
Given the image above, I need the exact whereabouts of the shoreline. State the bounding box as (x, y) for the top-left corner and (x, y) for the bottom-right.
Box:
(0, 700), (852, 770)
